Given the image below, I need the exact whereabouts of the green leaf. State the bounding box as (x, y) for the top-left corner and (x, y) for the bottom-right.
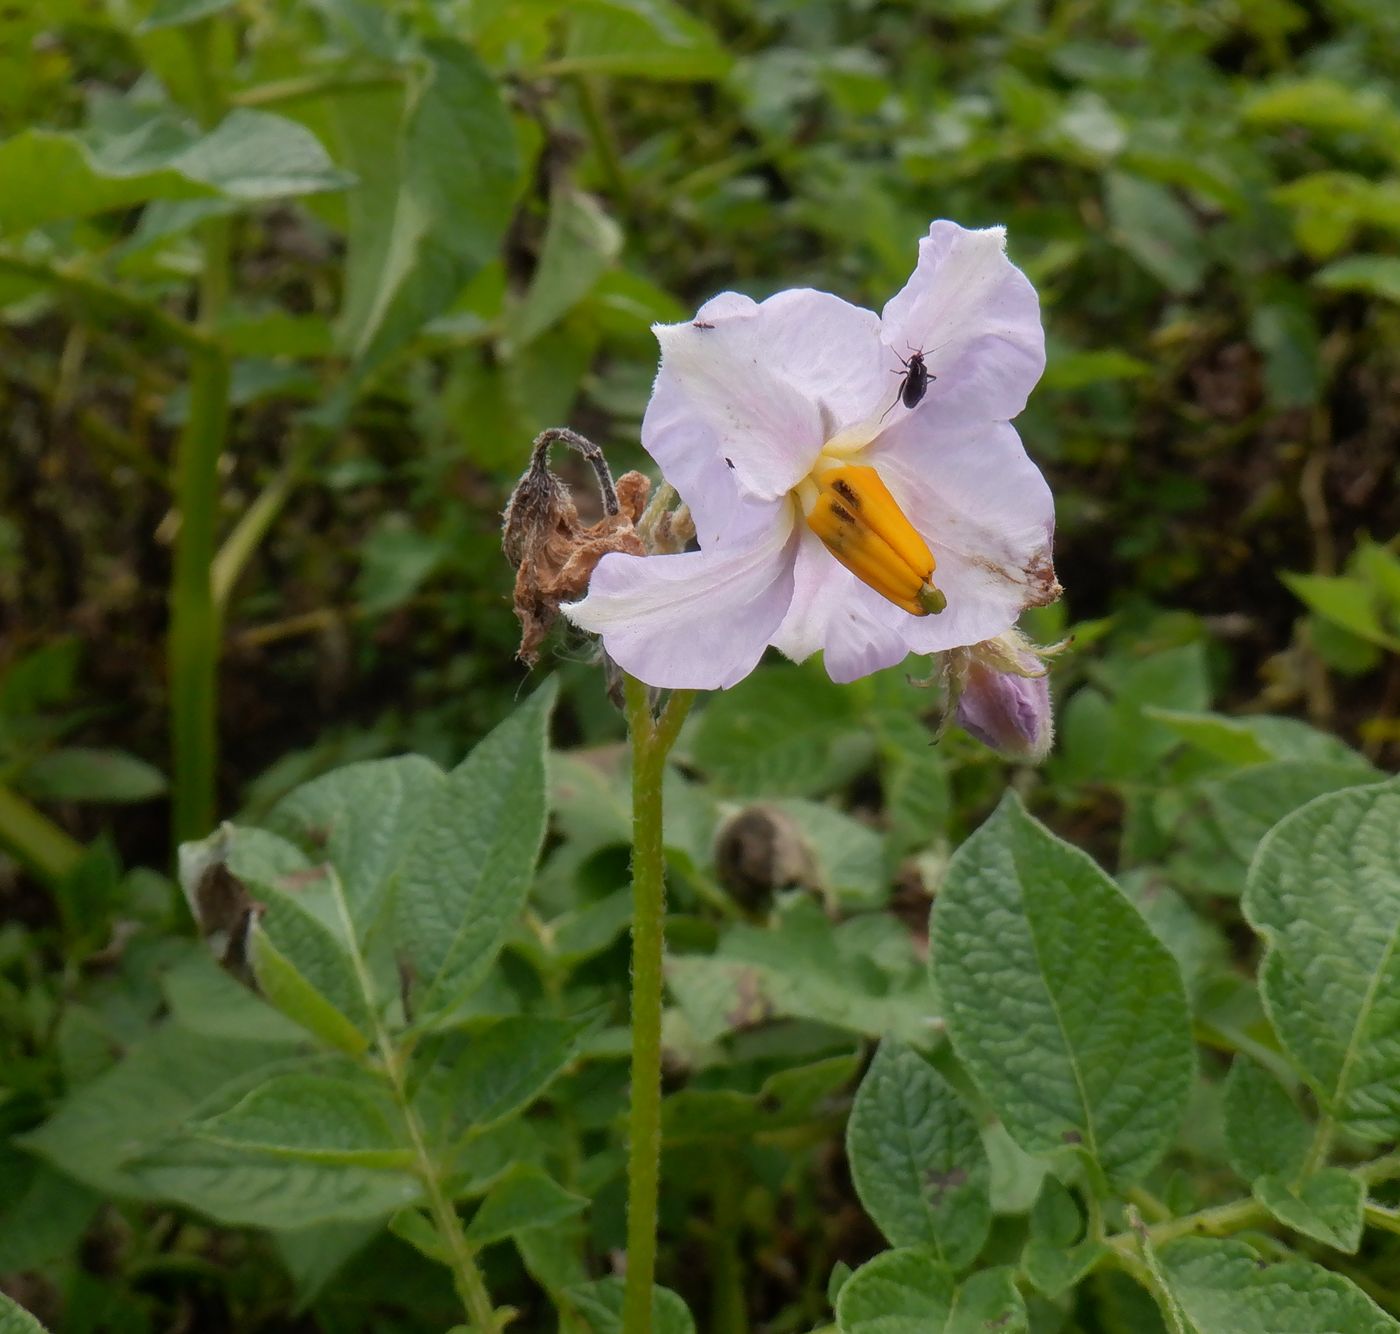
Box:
(191, 1072), (412, 1169)
(835, 1251), (1026, 1334)
(249, 922), (370, 1056)
(1162, 1237), (1399, 1333)
(178, 824), (370, 1048)
(0, 111), (350, 233)
(688, 663), (870, 797)
(249, 871), (374, 1054)
(1244, 79), (1400, 159)
(140, 0), (235, 28)
(874, 709), (951, 862)
(1104, 172), (1206, 294)
(1222, 1058), (1310, 1183)
(931, 795), (1193, 1185)
(414, 1015), (577, 1138)
(0, 1294), (51, 1334)
(567, 1276), (696, 1334)
(1144, 709), (1362, 767)
(1220, 1058), (1304, 1181)
(513, 188), (621, 345)
(1022, 1176), (1105, 1297)
(0, 127), (207, 232)
(1057, 644), (1210, 785)
(1244, 778), (1400, 1142)
(1041, 347), (1151, 391)
(1176, 760), (1379, 887)
(555, 0), (730, 81)
(172, 108), (354, 200)
(129, 1138), (420, 1230)
(663, 1054), (859, 1143)
(1249, 282), (1321, 410)
(1284, 572), (1400, 651)
(20, 747), (166, 802)
(1254, 1169), (1364, 1252)
(0, 1154), (96, 1273)
(19, 1024), (295, 1198)
(266, 753), (445, 928)
(162, 950), (306, 1046)
(334, 39), (521, 371)
(667, 898), (939, 1044)
(846, 1040), (990, 1269)
(464, 1163), (587, 1245)
(272, 1219), (380, 1308)
(1315, 255), (1400, 304)
(394, 681), (555, 1017)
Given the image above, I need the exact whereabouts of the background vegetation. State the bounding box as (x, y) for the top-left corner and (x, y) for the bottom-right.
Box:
(2, 0), (1399, 1331)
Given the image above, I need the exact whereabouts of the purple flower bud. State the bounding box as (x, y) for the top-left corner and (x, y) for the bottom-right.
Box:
(955, 659), (1053, 762)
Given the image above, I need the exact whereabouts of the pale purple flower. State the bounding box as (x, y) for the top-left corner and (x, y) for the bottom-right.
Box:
(564, 221), (1059, 689)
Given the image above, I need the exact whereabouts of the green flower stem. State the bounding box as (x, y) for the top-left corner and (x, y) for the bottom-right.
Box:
(622, 674), (697, 1332)
(0, 783), (84, 883)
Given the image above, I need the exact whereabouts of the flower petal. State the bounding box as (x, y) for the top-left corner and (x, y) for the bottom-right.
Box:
(652, 314), (824, 502)
(771, 528), (919, 683)
(880, 221), (1045, 425)
(563, 498), (798, 690)
(867, 415), (1058, 655)
(649, 287), (885, 503)
(640, 370), (741, 548)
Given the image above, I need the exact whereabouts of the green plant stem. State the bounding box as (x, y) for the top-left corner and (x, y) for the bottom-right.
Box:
(1365, 1203), (1400, 1238)
(210, 433), (321, 611)
(1302, 1114), (1335, 1176)
(622, 675), (697, 1333)
(0, 251), (214, 354)
(1124, 1206), (1190, 1334)
(168, 243), (230, 848)
(574, 76), (630, 209)
(382, 1039), (499, 1331)
(328, 867), (499, 1332)
(1106, 1196), (1268, 1258)
(169, 21), (233, 852)
(231, 69), (403, 108)
(0, 784), (84, 883)
(709, 1152), (748, 1333)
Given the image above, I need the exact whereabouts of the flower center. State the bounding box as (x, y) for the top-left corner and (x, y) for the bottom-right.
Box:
(796, 460), (946, 616)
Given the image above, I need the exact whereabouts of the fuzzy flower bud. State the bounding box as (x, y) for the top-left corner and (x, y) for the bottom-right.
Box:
(946, 630), (1056, 762)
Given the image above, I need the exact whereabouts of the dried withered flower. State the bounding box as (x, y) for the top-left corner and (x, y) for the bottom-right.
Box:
(502, 428), (649, 667)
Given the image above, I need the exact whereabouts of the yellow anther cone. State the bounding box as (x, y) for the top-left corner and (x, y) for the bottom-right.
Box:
(804, 465), (945, 616)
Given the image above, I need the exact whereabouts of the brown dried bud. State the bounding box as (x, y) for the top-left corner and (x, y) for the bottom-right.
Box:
(502, 428), (649, 668)
(713, 803), (817, 909)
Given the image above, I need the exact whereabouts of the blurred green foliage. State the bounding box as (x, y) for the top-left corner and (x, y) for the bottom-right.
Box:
(1, 0), (1399, 1329)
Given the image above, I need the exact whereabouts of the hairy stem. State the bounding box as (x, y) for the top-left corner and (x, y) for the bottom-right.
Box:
(1123, 1207), (1190, 1334)
(382, 1040), (499, 1331)
(622, 675), (697, 1332)
(328, 870), (499, 1331)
